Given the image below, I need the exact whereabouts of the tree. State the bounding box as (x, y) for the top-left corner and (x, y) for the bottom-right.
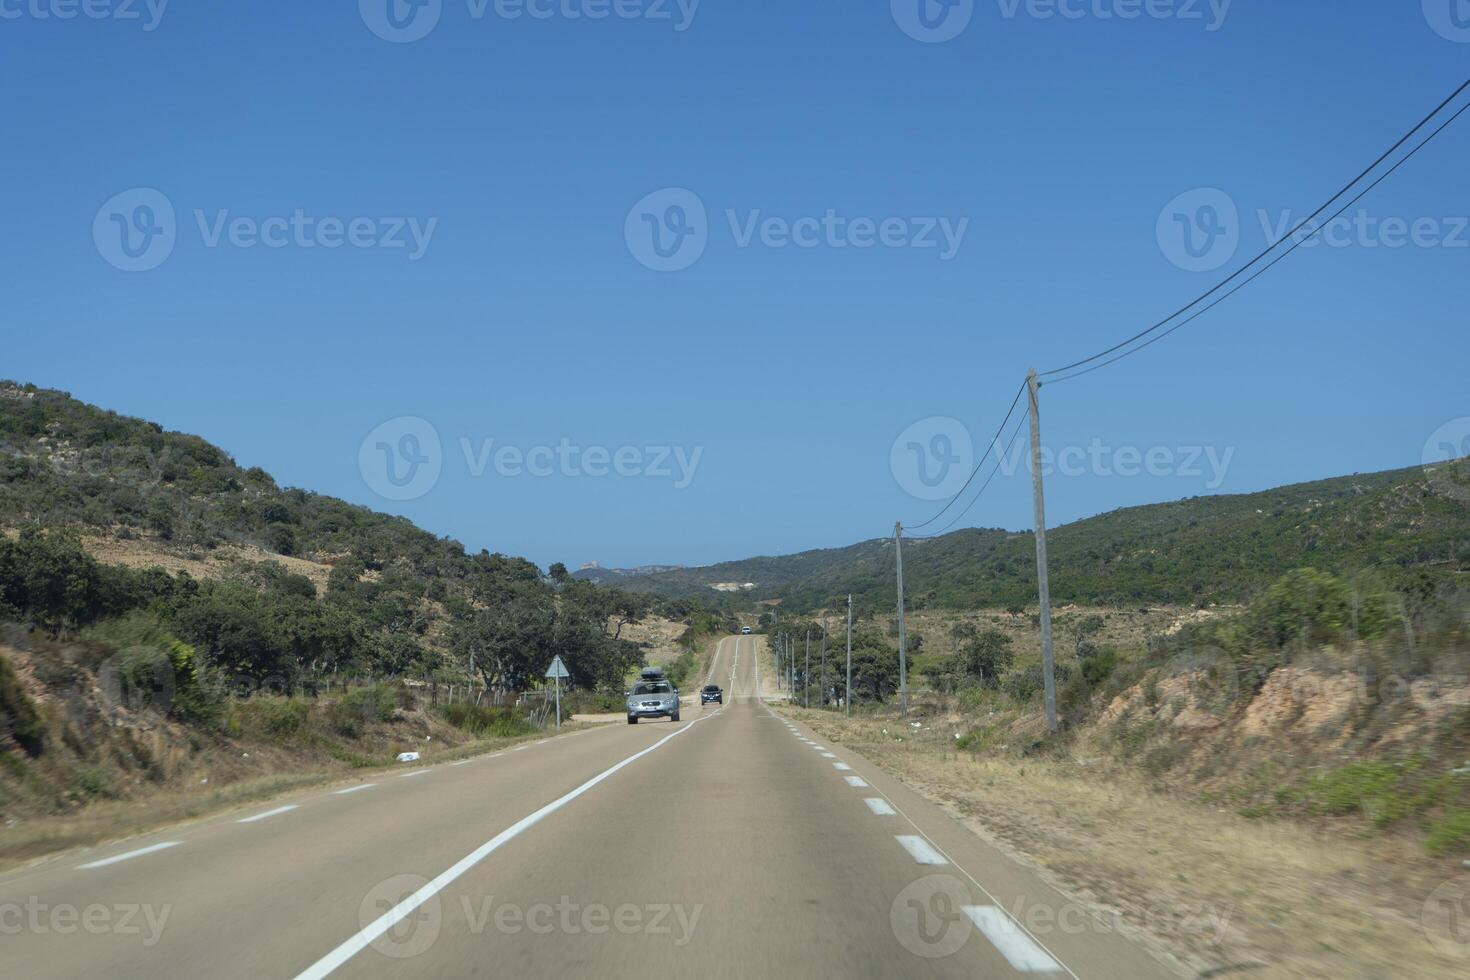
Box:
(548, 562), (570, 585)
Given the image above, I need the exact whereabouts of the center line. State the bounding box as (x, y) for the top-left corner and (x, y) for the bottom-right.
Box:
(238, 805), (299, 824)
(333, 784), (377, 796)
(294, 712), (713, 980)
(78, 842), (181, 870)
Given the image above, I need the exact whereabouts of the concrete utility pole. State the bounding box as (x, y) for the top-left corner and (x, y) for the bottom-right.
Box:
(804, 630), (810, 709)
(895, 521), (908, 715)
(845, 593), (853, 716)
(1027, 369), (1059, 733)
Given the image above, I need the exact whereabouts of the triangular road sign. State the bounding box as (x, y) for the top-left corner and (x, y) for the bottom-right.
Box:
(545, 655), (570, 679)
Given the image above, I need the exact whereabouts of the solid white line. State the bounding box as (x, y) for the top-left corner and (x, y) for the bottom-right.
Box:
(833, 762), (852, 771)
(864, 798), (897, 816)
(512, 745), (528, 752)
(333, 784), (377, 795)
(294, 714), (712, 980)
(895, 835), (950, 866)
(237, 805), (299, 824)
(843, 776), (869, 787)
(78, 842), (181, 870)
(963, 906), (1063, 972)
(398, 770), (430, 779)
(450, 760), (474, 767)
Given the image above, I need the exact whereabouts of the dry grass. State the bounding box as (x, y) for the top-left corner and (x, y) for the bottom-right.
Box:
(783, 706), (1470, 979)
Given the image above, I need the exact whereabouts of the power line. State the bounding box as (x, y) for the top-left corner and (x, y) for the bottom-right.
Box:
(905, 380), (1026, 531)
(906, 408), (1028, 540)
(1039, 75), (1470, 381)
(1045, 96), (1470, 385)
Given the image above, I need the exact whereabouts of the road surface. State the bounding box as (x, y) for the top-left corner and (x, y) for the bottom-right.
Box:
(0, 635), (1177, 978)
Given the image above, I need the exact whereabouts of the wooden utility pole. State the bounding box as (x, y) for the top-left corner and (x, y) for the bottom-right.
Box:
(1027, 369), (1058, 733)
(845, 593), (853, 716)
(804, 630), (810, 709)
(895, 521), (908, 715)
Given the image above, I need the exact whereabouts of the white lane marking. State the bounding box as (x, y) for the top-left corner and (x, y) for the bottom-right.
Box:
(821, 752), (837, 758)
(864, 798), (897, 816)
(963, 906), (1063, 972)
(450, 760), (474, 767)
(844, 776), (869, 787)
(334, 784), (377, 796)
(398, 770), (430, 779)
(237, 805), (299, 824)
(78, 842), (181, 870)
(895, 835), (950, 866)
(833, 763), (852, 771)
(294, 713), (714, 980)
(512, 746), (528, 752)
(851, 779), (1083, 980)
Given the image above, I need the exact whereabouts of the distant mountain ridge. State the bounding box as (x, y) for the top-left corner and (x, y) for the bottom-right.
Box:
(609, 464), (1470, 614)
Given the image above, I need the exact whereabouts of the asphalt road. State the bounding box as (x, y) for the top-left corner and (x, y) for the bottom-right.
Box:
(0, 635), (1178, 978)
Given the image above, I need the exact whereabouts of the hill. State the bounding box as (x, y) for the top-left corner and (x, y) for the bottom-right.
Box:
(617, 464), (1470, 614)
(0, 381), (659, 694)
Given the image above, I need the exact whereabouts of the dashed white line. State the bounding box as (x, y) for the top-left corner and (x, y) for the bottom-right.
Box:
(78, 842), (181, 870)
(333, 784), (377, 795)
(843, 775), (869, 787)
(863, 798), (897, 816)
(237, 805), (299, 824)
(833, 762), (852, 771)
(895, 835), (949, 865)
(294, 712), (715, 980)
(963, 906), (1063, 972)
(820, 752), (837, 758)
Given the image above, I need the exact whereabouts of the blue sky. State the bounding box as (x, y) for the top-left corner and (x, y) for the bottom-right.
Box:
(3, 1), (1467, 570)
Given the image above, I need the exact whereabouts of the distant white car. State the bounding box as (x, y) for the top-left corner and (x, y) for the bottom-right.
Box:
(740, 626), (752, 635)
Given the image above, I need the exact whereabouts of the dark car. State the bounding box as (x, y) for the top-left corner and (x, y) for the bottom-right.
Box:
(701, 684), (723, 704)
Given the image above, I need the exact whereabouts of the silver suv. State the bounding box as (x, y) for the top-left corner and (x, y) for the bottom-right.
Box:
(626, 669), (680, 724)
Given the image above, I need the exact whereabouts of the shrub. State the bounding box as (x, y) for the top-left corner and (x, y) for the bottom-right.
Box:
(441, 703), (534, 739)
(0, 653), (44, 756)
(328, 685), (396, 737)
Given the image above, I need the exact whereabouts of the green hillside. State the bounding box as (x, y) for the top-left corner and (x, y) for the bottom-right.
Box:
(620, 464), (1470, 614)
(0, 381), (655, 697)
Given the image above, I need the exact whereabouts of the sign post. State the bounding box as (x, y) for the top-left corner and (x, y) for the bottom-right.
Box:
(545, 655), (569, 729)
